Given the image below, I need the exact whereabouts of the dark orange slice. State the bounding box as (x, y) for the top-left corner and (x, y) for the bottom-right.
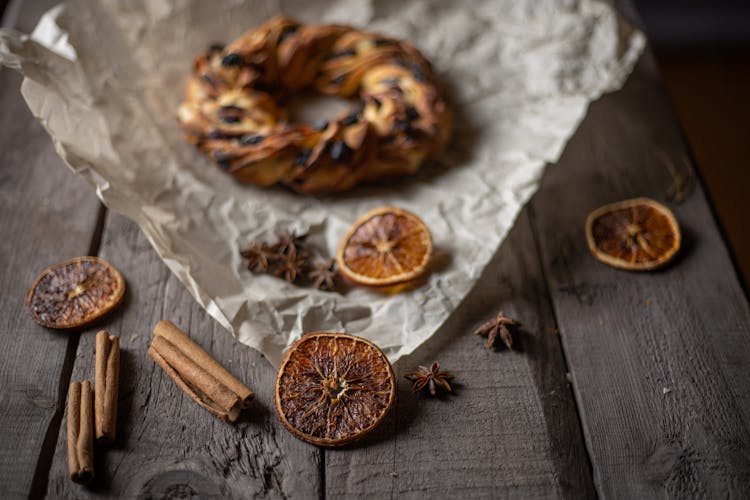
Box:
(585, 197), (681, 271)
(336, 206), (431, 287)
(25, 256), (125, 329)
(274, 332), (396, 447)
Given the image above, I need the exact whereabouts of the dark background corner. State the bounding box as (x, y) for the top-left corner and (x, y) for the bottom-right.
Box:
(634, 0), (750, 285)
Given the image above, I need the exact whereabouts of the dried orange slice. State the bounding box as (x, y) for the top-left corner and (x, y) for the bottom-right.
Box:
(585, 197), (681, 271)
(274, 332), (396, 447)
(25, 256), (125, 329)
(336, 206), (432, 287)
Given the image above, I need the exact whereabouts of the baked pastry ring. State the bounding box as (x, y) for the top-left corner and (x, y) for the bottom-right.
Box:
(177, 16), (451, 195)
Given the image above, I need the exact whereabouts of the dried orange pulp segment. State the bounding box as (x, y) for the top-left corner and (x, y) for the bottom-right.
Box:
(274, 332), (396, 447)
(585, 197), (681, 271)
(25, 256), (125, 329)
(336, 206), (432, 287)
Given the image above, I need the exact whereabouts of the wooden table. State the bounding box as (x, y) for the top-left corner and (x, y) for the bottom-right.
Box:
(2, 1), (749, 498)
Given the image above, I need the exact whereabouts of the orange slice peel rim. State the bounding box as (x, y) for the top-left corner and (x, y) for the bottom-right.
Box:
(274, 332), (396, 447)
(585, 197), (681, 271)
(25, 256), (126, 330)
(336, 206), (432, 287)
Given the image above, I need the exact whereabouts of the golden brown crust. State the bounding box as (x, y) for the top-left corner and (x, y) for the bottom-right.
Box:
(177, 16), (452, 195)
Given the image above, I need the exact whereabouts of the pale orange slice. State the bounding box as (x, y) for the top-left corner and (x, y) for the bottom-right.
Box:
(336, 206), (432, 287)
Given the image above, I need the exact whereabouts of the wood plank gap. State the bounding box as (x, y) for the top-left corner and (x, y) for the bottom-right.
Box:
(660, 112), (750, 299)
(45, 213), (323, 497)
(325, 210), (595, 498)
(0, 0), (23, 29)
(527, 202), (599, 499)
(87, 204), (108, 257)
(528, 47), (750, 495)
(27, 203), (107, 499)
(319, 449), (325, 500)
(27, 331), (81, 500)
(615, 1), (748, 298)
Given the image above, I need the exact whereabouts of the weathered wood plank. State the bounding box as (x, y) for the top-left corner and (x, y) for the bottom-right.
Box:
(46, 213), (321, 498)
(530, 49), (750, 497)
(0, 37), (102, 500)
(326, 210), (595, 499)
(2, 0), (747, 498)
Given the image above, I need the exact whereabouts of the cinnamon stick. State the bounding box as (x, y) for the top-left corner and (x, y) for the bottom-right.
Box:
(67, 380), (94, 484)
(95, 330), (119, 444)
(148, 320), (254, 422)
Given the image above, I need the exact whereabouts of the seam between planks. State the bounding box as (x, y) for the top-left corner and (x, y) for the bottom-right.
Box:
(1, 0), (23, 29)
(527, 202), (599, 500)
(28, 203), (108, 500)
(612, 1), (748, 299)
(320, 449), (325, 500)
(658, 99), (750, 299)
(28, 330), (81, 500)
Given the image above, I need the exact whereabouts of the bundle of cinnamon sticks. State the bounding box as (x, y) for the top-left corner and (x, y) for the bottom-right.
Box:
(148, 320), (254, 423)
(67, 330), (120, 484)
(66, 321), (253, 484)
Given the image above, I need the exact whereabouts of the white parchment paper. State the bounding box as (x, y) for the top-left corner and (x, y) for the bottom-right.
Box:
(0, 0), (644, 366)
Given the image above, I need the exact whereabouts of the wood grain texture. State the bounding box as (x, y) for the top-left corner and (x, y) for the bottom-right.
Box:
(0, 63), (102, 499)
(1, 0), (749, 498)
(325, 211), (596, 499)
(45, 213), (321, 498)
(530, 50), (750, 498)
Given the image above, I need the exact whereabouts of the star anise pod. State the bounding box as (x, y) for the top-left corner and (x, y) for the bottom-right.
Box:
(274, 246), (307, 283)
(308, 259), (337, 290)
(240, 242), (278, 272)
(274, 230), (306, 256)
(473, 311), (521, 350)
(405, 361), (454, 396)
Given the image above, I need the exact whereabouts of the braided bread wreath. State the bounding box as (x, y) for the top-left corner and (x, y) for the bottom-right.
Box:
(177, 16), (452, 195)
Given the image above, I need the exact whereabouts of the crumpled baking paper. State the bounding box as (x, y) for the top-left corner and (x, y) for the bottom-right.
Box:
(0, 0), (644, 366)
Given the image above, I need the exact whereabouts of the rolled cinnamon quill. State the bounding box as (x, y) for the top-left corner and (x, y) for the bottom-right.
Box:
(95, 331), (119, 444)
(67, 380), (94, 484)
(148, 320), (254, 423)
